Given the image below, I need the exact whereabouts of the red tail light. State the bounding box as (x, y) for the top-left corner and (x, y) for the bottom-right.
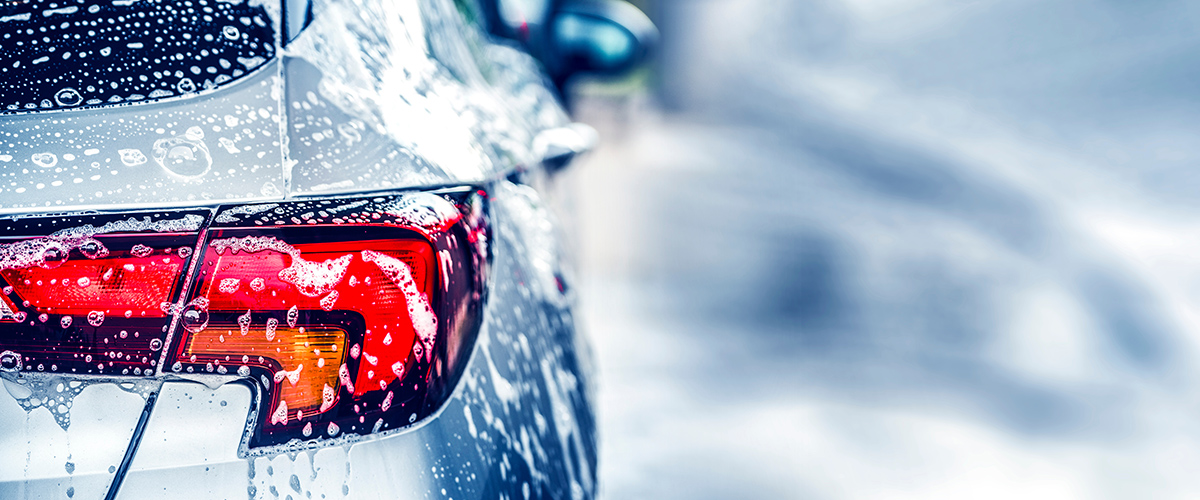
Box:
(0, 213), (206, 376)
(0, 190), (489, 452)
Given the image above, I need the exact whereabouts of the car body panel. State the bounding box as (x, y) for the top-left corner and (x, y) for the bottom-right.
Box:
(0, 64), (284, 214)
(0, 379), (152, 500)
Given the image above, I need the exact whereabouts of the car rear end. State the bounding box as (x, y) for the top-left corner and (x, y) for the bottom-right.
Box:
(0, 0), (597, 498)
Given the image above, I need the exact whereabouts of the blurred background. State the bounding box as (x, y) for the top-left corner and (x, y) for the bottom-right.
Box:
(558, 0), (1200, 498)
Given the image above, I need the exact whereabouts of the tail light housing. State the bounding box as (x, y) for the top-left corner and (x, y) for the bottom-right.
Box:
(0, 189), (489, 453)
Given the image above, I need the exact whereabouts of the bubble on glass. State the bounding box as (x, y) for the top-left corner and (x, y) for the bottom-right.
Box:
(152, 136), (212, 178)
(54, 88), (83, 107)
(238, 56), (265, 70)
(218, 137), (240, 154)
(118, 148), (149, 167)
(261, 181), (281, 197)
(184, 126), (205, 141)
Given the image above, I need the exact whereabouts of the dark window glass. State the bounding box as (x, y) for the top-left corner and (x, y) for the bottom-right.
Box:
(0, 0), (276, 113)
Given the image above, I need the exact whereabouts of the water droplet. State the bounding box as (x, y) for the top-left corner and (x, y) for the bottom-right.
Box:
(31, 152), (57, 168)
(337, 122), (361, 144)
(130, 244), (153, 258)
(184, 126), (205, 141)
(286, 305), (298, 328)
(219, 278), (240, 294)
(181, 304), (209, 333)
(79, 239), (108, 259)
(222, 25), (240, 40)
(77, 277), (90, 287)
(87, 311), (104, 327)
(0, 350), (21, 372)
(149, 339), (162, 351)
(381, 391), (393, 412)
(320, 291), (338, 311)
(152, 136), (211, 177)
(177, 77), (197, 93)
(118, 149), (148, 167)
(249, 277), (266, 291)
(238, 365), (250, 376)
(260, 181), (281, 197)
(265, 317), (278, 341)
(238, 309), (251, 336)
(40, 246), (66, 269)
(60, 316), (72, 328)
(54, 88), (82, 107)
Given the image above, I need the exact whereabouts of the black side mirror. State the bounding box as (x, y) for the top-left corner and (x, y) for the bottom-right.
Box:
(545, 0), (657, 90)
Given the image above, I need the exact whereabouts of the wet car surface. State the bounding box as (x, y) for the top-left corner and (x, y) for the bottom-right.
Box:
(0, 0), (646, 497)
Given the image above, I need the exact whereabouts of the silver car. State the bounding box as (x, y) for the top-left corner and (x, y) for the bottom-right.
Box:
(0, 0), (653, 498)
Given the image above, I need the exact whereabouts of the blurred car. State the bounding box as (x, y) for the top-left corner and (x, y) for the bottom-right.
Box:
(0, 0), (653, 498)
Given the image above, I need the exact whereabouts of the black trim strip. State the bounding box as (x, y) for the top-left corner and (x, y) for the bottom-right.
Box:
(104, 389), (159, 500)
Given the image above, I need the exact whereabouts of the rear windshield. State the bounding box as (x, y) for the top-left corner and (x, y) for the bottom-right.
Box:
(0, 0), (276, 113)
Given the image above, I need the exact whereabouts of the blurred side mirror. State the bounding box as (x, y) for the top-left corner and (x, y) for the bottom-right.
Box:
(546, 0), (657, 89)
